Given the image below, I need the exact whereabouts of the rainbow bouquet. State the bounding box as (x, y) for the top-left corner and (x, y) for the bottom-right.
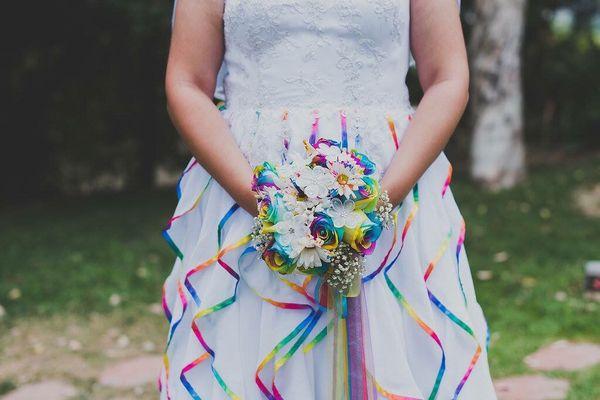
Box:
(251, 139), (394, 297)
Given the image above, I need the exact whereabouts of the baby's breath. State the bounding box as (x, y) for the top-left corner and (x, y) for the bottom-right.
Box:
(251, 217), (273, 254)
(374, 190), (394, 229)
(325, 242), (365, 295)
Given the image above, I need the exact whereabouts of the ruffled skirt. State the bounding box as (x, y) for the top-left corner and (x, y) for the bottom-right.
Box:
(159, 105), (497, 399)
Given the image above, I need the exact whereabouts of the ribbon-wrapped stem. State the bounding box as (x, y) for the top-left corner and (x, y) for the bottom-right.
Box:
(331, 291), (370, 399)
(347, 295), (369, 400)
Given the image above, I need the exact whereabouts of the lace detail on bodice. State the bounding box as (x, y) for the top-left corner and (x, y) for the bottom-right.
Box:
(223, 105), (413, 177)
(220, 1), (414, 172)
(223, 0), (411, 110)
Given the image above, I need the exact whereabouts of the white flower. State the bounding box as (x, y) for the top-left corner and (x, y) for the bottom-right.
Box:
(317, 143), (342, 162)
(329, 163), (363, 198)
(311, 196), (331, 212)
(317, 144), (355, 165)
(272, 214), (311, 255)
(263, 186), (282, 202)
(296, 166), (335, 199)
(296, 245), (330, 269)
(336, 151), (356, 164)
(328, 198), (364, 228)
(289, 197), (315, 215)
(278, 152), (307, 179)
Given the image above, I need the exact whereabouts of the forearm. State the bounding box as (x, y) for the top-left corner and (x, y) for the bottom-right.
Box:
(380, 78), (468, 206)
(167, 81), (257, 215)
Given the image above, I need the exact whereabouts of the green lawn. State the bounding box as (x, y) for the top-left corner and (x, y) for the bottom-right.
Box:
(451, 155), (600, 398)
(0, 191), (175, 316)
(1, 155), (599, 398)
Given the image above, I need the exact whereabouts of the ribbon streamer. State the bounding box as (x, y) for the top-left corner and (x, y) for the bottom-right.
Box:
(310, 110), (320, 145)
(455, 218), (468, 306)
(428, 293), (482, 399)
(387, 116), (400, 150)
(346, 295), (369, 400)
(371, 374), (422, 400)
(166, 281), (188, 347)
(442, 164), (452, 198)
(239, 247), (324, 400)
(379, 185), (447, 400)
(163, 177), (213, 260)
(341, 111), (349, 149)
(363, 185), (418, 283)
(179, 205), (251, 399)
(423, 215), (481, 399)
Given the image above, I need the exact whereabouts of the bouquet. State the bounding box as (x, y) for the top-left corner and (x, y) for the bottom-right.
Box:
(251, 139), (394, 297)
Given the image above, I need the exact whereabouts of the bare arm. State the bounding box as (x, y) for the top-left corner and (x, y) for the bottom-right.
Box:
(166, 0), (257, 215)
(380, 0), (469, 205)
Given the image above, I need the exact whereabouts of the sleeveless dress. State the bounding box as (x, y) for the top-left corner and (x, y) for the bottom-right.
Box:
(160, 1), (497, 399)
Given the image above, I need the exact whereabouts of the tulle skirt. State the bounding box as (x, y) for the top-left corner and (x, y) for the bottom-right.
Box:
(159, 105), (497, 399)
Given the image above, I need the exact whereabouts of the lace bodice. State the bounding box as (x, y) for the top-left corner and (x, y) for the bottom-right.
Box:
(222, 0), (411, 110)
(212, 0), (415, 171)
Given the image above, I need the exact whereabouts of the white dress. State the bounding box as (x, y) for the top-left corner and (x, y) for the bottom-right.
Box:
(160, 1), (497, 399)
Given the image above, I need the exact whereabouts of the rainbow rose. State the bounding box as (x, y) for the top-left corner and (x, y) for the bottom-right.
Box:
(343, 212), (383, 255)
(253, 162), (280, 192)
(263, 241), (296, 275)
(353, 176), (380, 213)
(351, 150), (377, 175)
(310, 213), (344, 251)
(257, 194), (282, 224)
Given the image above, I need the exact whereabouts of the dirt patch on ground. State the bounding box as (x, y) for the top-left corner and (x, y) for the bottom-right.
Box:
(0, 309), (166, 399)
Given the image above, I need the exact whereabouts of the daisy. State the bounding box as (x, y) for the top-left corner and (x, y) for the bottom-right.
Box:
(329, 162), (363, 198)
(296, 245), (330, 269)
(291, 234), (330, 269)
(296, 165), (335, 199)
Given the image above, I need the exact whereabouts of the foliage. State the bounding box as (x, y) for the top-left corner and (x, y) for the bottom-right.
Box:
(522, 0), (600, 150)
(2, 1), (176, 199)
(449, 0), (600, 156)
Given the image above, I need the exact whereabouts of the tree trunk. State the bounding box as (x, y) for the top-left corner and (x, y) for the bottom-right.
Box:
(469, 0), (527, 190)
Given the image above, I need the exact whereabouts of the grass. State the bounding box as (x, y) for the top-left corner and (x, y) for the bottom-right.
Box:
(0, 191), (175, 315)
(452, 154), (600, 399)
(0, 154), (599, 397)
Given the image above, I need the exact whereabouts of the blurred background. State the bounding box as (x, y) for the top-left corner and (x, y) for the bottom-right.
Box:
(1, 1), (598, 399)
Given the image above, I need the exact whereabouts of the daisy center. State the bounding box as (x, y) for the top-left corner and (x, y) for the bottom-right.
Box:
(337, 174), (349, 185)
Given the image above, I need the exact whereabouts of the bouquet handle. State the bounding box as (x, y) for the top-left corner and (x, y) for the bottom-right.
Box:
(331, 292), (373, 399)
